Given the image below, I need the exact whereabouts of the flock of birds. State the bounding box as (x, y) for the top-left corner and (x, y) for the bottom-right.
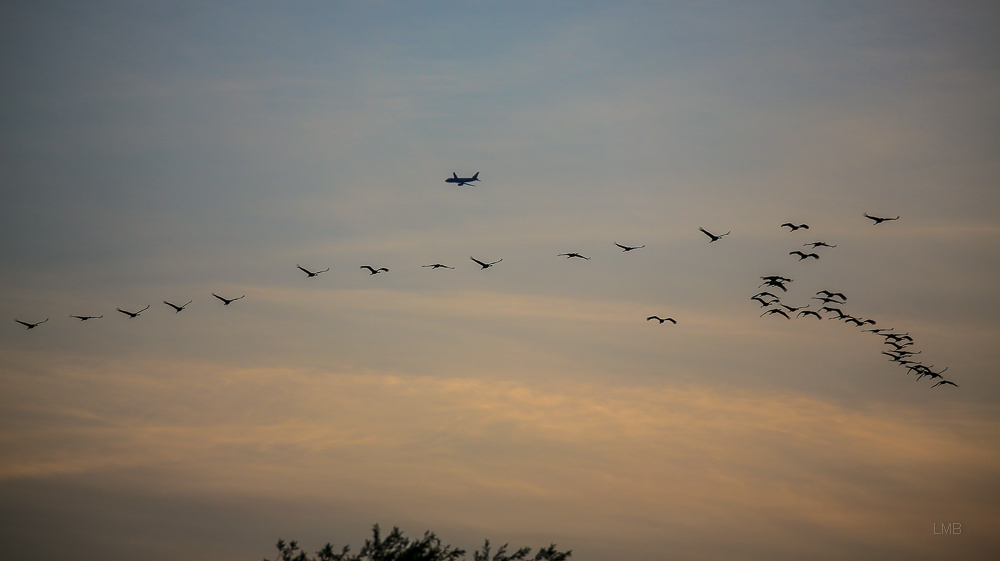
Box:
(12, 178), (955, 389)
(747, 215), (957, 389)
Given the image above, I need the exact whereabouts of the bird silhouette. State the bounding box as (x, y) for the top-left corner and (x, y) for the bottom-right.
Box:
(753, 291), (781, 300)
(699, 227), (730, 242)
(760, 279), (789, 292)
(789, 250), (820, 260)
(820, 307), (847, 318)
(780, 303), (809, 312)
(360, 266), (389, 275)
(863, 327), (895, 334)
(761, 309), (791, 319)
(864, 213), (899, 224)
(614, 243), (645, 252)
(797, 310), (823, 319)
(646, 316), (677, 324)
(882, 333), (913, 342)
(15, 318), (49, 329)
(931, 379), (959, 388)
(843, 316), (876, 326)
(781, 223), (809, 231)
(297, 265), (330, 278)
(164, 300), (193, 313)
(212, 293), (245, 306)
(117, 305), (150, 318)
(813, 295), (845, 305)
(816, 290), (847, 301)
(751, 296), (775, 308)
(70, 315), (103, 320)
(470, 256), (502, 269)
(760, 275), (793, 283)
(915, 366), (947, 381)
(804, 242), (837, 248)
(422, 263), (454, 269)
(558, 253), (590, 260)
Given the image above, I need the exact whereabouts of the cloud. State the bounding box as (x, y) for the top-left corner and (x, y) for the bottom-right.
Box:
(2, 354), (998, 559)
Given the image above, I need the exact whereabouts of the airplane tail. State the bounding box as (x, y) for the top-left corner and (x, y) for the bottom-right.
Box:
(472, 172), (479, 180)
(453, 172), (458, 178)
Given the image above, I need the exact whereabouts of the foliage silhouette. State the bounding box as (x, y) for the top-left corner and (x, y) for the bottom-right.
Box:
(266, 524), (570, 561)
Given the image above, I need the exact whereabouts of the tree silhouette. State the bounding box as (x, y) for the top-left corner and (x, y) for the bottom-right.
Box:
(266, 524), (570, 561)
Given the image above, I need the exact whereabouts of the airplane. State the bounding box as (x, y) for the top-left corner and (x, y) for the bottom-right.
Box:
(445, 172), (481, 186)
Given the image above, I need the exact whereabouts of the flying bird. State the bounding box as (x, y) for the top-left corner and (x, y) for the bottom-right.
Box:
(163, 300), (193, 313)
(212, 293), (245, 306)
(780, 303), (809, 312)
(422, 263), (454, 269)
(70, 315), (103, 321)
(761, 309), (791, 319)
(916, 366), (948, 381)
(614, 243), (645, 252)
(751, 296), (775, 308)
(297, 265), (330, 278)
(759, 279), (789, 292)
(882, 333), (913, 342)
(781, 223), (809, 231)
(753, 291), (781, 300)
(699, 227), (730, 243)
(647, 316), (677, 324)
(760, 275), (793, 283)
(117, 305), (150, 318)
(820, 307), (847, 318)
(789, 250), (820, 260)
(797, 310), (823, 319)
(931, 380), (959, 388)
(558, 253), (590, 260)
(864, 213), (900, 224)
(816, 290), (847, 301)
(15, 318), (49, 329)
(804, 241), (837, 248)
(470, 256), (502, 269)
(360, 266), (389, 275)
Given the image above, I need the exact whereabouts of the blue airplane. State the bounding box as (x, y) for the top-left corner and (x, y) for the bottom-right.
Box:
(445, 172), (480, 186)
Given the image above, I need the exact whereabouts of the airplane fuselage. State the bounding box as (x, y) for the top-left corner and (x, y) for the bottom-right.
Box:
(445, 172), (480, 186)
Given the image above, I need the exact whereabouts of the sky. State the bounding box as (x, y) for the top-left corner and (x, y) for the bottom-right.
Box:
(1, 1), (999, 559)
